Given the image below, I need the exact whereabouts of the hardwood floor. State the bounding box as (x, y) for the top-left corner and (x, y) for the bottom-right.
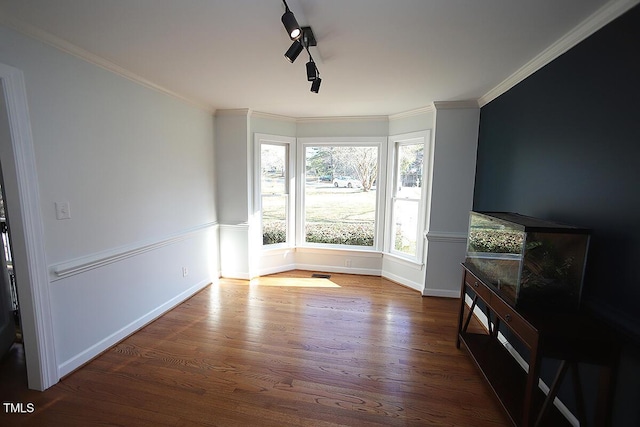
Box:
(1, 271), (510, 426)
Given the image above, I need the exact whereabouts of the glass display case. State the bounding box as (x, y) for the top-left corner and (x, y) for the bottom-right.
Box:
(465, 211), (590, 311)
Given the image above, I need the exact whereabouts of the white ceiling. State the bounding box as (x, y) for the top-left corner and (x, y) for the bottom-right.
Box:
(0, 0), (632, 118)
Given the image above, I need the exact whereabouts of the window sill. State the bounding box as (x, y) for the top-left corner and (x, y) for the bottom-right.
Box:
(261, 245), (425, 267)
(261, 244), (295, 254)
(296, 245), (383, 258)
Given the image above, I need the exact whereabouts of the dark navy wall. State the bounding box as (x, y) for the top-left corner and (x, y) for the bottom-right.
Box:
(475, 5), (640, 340)
(474, 5), (640, 426)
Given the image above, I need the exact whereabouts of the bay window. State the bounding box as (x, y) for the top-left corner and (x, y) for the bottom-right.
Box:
(257, 133), (430, 262)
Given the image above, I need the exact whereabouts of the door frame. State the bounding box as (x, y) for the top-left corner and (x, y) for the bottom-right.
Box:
(1, 62), (57, 390)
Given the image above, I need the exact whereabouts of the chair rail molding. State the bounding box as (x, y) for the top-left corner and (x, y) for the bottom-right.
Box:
(425, 231), (468, 244)
(50, 222), (218, 281)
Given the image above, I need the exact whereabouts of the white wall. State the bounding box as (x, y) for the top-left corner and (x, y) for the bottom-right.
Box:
(428, 103), (480, 234)
(423, 102), (480, 297)
(0, 24), (217, 383)
(250, 111), (297, 138)
(388, 108), (435, 136)
(215, 110), (252, 278)
(296, 116), (389, 138)
(215, 110), (250, 224)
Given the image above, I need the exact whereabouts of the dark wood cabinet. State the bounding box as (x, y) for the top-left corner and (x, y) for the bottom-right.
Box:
(457, 263), (618, 427)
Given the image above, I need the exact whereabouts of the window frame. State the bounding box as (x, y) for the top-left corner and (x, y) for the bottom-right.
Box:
(296, 137), (388, 251)
(254, 133), (296, 250)
(385, 131), (431, 263)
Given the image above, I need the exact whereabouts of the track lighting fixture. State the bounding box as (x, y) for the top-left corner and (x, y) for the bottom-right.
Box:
(281, 0), (301, 40)
(279, 5), (323, 94)
(311, 77), (322, 93)
(284, 40), (303, 63)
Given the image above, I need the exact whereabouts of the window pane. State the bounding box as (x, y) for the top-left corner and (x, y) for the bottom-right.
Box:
(262, 195), (287, 245)
(261, 145), (286, 194)
(261, 143), (287, 246)
(393, 199), (419, 255)
(305, 146), (378, 247)
(396, 144), (423, 199)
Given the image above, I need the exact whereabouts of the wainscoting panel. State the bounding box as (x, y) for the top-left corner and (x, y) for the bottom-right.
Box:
(50, 224), (217, 377)
(423, 231), (467, 298)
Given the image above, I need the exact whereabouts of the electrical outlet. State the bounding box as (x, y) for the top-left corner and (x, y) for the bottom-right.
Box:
(182, 267), (188, 277)
(55, 201), (71, 220)
(345, 259), (352, 268)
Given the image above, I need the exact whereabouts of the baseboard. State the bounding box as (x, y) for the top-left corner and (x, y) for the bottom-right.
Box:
(219, 270), (251, 280)
(294, 263), (381, 276)
(423, 288), (460, 298)
(257, 263), (297, 277)
(381, 271), (423, 292)
(57, 279), (211, 378)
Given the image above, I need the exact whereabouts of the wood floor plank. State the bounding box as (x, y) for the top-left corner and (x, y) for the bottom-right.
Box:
(1, 271), (511, 426)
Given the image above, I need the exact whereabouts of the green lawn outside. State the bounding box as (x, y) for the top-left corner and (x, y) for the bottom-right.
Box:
(304, 182), (376, 223)
(262, 181), (376, 246)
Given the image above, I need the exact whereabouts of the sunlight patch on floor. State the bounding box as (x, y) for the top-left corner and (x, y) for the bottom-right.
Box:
(249, 277), (340, 288)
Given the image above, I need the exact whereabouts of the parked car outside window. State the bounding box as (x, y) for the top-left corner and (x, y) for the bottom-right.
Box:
(332, 176), (362, 188)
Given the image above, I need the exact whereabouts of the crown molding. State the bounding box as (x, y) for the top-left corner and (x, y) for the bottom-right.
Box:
(479, 0), (640, 107)
(388, 105), (436, 121)
(250, 110), (297, 122)
(295, 115), (389, 124)
(433, 100), (480, 110)
(0, 12), (214, 113)
(214, 108), (251, 117)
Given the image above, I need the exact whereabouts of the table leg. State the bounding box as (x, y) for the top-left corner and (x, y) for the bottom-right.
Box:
(535, 360), (568, 427)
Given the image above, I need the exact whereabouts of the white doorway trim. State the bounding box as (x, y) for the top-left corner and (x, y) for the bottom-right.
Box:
(0, 62), (57, 390)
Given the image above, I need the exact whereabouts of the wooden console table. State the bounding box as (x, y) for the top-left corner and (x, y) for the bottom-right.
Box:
(457, 263), (619, 427)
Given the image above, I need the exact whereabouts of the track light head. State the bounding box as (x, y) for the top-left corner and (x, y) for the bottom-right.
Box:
(284, 40), (304, 63)
(311, 77), (322, 93)
(306, 60), (317, 81)
(281, 2), (301, 40)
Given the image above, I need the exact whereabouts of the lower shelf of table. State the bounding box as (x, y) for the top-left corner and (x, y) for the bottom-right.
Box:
(459, 332), (572, 427)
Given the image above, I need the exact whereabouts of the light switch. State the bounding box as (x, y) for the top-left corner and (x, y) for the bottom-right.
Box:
(55, 201), (71, 220)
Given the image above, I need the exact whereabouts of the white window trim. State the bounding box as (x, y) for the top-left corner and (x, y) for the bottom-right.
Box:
(254, 133), (296, 250)
(296, 137), (388, 251)
(385, 130), (431, 263)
